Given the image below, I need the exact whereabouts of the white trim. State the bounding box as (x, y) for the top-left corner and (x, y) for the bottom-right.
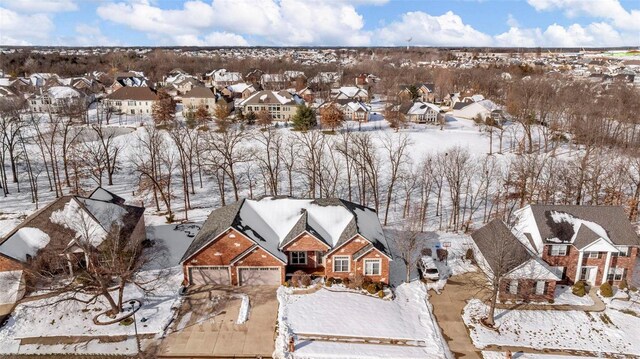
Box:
(363, 258), (381, 276)
(581, 238), (619, 253)
(289, 251), (308, 265)
(332, 255), (350, 273)
(601, 251), (612, 285)
(279, 230), (331, 250)
(575, 251), (584, 282)
(229, 244), (259, 265)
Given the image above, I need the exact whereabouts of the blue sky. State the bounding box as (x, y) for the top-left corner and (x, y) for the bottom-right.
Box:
(1, 0), (639, 47)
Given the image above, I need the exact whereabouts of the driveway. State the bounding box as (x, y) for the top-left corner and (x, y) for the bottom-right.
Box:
(159, 285), (278, 358)
(429, 272), (485, 359)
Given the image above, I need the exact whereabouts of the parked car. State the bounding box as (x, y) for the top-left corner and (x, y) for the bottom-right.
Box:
(418, 256), (439, 281)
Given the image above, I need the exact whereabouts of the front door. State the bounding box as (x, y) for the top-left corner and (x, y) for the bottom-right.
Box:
(580, 267), (597, 285)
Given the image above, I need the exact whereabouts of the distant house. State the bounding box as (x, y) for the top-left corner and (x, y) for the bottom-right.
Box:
(355, 73), (379, 88)
(342, 101), (369, 122)
(173, 77), (204, 95)
(181, 86), (217, 116)
(28, 86), (87, 114)
(180, 197), (392, 286)
(104, 87), (158, 115)
(240, 90), (304, 122)
(107, 71), (147, 94)
(400, 101), (442, 124)
(331, 86), (369, 103)
(398, 83), (435, 103)
(452, 96), (501, 120)
(0, 188), (145, 306)
(222, 83), (256, 99)
(204, 69), (243, 88)
(310, 71), (341, 88)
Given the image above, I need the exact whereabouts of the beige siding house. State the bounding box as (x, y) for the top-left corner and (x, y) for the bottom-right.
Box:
(104, 87), (157, 115)
(182, 87), (217, 115)
(240, 90), (304, 122)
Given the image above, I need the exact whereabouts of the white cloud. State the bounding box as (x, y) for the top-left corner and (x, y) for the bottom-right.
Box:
(495, 22), (627, 47)
(1, 0), (77, 13)
(376, 11), (493, 46)
(527, 0), (640, 31)
(96, 0), (371, 46)
(0, 7), (55, 45)
(506, 14), (519, 28)
(68, 23), (121, 47)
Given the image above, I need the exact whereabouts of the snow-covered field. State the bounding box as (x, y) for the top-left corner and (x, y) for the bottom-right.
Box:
(463, 299), (640, 356)
(0, 222), (195, 355)
(275, 281), (451, 358)
(552, 285), (595, 306)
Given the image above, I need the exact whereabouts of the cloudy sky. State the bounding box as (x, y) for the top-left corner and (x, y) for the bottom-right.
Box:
(1, 0), (639, 47)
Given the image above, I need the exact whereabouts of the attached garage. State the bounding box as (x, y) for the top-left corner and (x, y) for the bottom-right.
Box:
(238, 267), (282, 286)
(189, 266), (230, 285)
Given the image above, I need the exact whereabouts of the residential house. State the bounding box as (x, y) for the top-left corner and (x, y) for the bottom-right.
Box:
(240, 90), (304, 122)
(0, 188), (145, 306)
(452, 95), (502, 120)
(355, 73), (379, 88)
(471, 219), (560, 302)
(343, 101), (369, 122)
(398, 83), (436, 103)
(172, 77), (204, 95)
(181, 86), (217, 116)
(310, 71), (342, 88)
(107, 71), (147, 94)
(28, 86), (87, 113)
(204, 69), (243, 88)
(221, 83), (256, 99)
(244, 68), (265, 87)
(400, 101), (443, 124)
(180, 197), (392, 286)
(513, 205), (639, 287)
(331, 86), (369, 104)
(104, 86), (158, 115)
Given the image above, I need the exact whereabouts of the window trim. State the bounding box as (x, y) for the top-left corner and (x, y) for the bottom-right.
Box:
(509, 280), (519, 295)
(586, 251), (600, 259)
(608, 267), (626, 281)
(289, 251), (307, 265)
(333, 255), (350, 273)
(550, 245), (568, 256)
(363, 259), (381, 276)
(613, 246), (629, 257)
(535, 280), (546, 295)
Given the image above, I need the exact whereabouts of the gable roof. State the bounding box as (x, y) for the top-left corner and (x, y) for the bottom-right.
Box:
(180, 197), (391, 264)
(240, 90), (303, 106)
(183, 86), (216, 99)
(471, 219), (532, 276)
(528, 205), (639, 247)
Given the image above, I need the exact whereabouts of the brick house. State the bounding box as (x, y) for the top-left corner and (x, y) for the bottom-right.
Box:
(514, 205), (639, 287)
(180, 197), (392, 286)
(471, 219), (560, 302)
(0, 188), (145, 305)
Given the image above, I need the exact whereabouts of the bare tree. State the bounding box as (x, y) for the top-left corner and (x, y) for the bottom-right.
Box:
(393, 208), (425, 283)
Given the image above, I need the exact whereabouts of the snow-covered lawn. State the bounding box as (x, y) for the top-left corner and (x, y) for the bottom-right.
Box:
(275, 281), (451, 358)
(463, 299), (640, 356)
(0, 222), (196, 355)
(552, 285), (594, 306)
(482, 351), (600, 359)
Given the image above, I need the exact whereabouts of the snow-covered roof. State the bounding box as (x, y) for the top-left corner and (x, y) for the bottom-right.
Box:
(227, 83), (253, 93)
(240, 90), (303, 106)
(181, 197), (391, 264)
(505, 258), (561, 281)
(46, 86), (81, 99)
(406, 102), (441, 115)
(0, 227), (50, 261)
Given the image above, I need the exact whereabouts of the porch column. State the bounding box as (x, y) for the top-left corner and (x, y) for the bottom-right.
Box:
(575, 251), (584, 283)
(66, 253), (74, 276)
(601, 251), (613, 285)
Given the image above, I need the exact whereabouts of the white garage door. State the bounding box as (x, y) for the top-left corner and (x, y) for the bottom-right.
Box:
(239, 267), (281, 286)
(189, 266), (230, 285)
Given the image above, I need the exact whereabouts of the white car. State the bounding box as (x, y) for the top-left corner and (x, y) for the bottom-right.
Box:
(418, 256), (440, 281)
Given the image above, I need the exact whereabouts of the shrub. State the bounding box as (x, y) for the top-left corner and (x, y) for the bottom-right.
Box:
(362, 276), (373, 287)
(342, 277), (351, 287)
(366, 283), (378, 294)
(572, 280), (587, 297)
(325, 277), (334, 287)
(465, 248), (474, 261)
(600, 282), (613, 297)
(436, 249), (448, 262)
(300, 275), (311, 287)
(333, 278), (343, 285)
(283, 280), (291, 288)
(618, 279), (628, 291)
(291, 270), (307, 288)
(630, 286), (638, 292)
(378, 290), (385, 298)
(547, 299), (554, 304)
(352, 273), (365, 290)
(421, 248), (432, 257)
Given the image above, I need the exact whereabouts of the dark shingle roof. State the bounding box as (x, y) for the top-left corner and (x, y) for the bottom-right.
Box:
(530, 205), (639, 247)
(471, 219), (532, 275)
(106, 87), (157, 101)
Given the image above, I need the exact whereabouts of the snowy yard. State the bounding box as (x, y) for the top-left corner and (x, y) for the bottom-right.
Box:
(552, 285), (594, 306)
(463, 299), (640, 356)
(275, 281), (451, 358)
(0, 222), (196, 355)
